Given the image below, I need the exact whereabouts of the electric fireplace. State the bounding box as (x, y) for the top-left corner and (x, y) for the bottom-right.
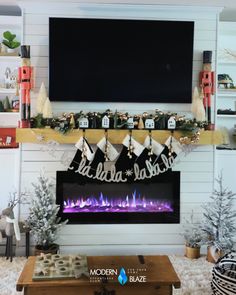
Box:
(56, 171), (180, 224)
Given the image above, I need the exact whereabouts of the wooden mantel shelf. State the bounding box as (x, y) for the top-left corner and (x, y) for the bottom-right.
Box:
(16, 128), (224, 145)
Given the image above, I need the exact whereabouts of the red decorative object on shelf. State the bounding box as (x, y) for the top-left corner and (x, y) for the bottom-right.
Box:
(0, 128), (18, 148)
(18, 45), (34, 128)
(199, 50), (215, 124)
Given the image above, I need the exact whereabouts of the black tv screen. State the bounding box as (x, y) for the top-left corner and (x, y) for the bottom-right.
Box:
(49, 18), (194, 103)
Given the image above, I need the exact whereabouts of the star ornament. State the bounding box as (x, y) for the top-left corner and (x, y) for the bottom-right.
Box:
(35, 266), (49, 277)
(125, 169), (133, 177)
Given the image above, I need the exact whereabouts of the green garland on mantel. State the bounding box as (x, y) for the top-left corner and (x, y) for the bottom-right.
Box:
(30, 109), (207, 138)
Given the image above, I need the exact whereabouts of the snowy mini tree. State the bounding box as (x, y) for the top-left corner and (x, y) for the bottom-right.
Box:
(36, 82), (47, 114)
(191, 86), (206, 122)
(27, 173), (67, 250)
(182, 210), (205, 248)
(202, 174), (236, 252)
(42, 97), (53, 119)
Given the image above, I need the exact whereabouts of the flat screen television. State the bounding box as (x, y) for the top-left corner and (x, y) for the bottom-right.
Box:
(49, 17), (194, 103)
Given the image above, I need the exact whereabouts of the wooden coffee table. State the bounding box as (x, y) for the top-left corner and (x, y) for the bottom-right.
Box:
(16, 255), (180, 295)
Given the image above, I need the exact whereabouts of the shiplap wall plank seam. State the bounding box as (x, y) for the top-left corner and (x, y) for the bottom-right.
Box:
(20, 143), (213, 152)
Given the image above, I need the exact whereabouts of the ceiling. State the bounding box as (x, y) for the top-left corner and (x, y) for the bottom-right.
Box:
(0, 0), (236, 20)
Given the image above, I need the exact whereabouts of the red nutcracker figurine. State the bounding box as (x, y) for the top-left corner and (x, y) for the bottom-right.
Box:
(199, 51), (215, 127)
(18, 45), (34, 128)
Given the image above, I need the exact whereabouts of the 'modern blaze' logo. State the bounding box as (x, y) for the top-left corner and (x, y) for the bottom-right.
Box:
(118, 268), (128, 285)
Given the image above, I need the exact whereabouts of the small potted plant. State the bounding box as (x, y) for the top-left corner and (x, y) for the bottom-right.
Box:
(2, 31), (20, 53)
(26, 173), (67, 255)
(182, 211), (204, 259)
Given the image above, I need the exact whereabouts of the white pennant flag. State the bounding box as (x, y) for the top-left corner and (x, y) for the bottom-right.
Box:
(75, 137), (94, 161)
(97, 136), (119, 161)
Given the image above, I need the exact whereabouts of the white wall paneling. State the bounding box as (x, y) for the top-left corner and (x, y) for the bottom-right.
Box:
(18, 2), (221, 254)
(0, 16), (22, 127)
(19, 140), (215, 254)
(216, 150), (236, 193)
(0, 149), (20, 213)
(0, 149), (20, 246)
(0, 15), (22, 253)
(216, 22), (236, 145)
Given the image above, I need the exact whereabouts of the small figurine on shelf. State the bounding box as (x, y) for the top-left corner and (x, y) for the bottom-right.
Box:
(3, 96), (11, 112)
(18, 45), (34, 128)
(0, 101), (4, 112)
(4, 67), (17, 89)
(167, 116), (176, 130)
(218, 74), (234, 89)
(137, 116), (144, 129)
(4, 67), (11, 89)
(102, 115), (110, 129)
(127, 117), (134, 129)
(11, 85), (20, 112)
(70, 113), (76, 129)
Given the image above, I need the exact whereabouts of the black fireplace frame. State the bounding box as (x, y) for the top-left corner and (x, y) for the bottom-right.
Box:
(56, 171), (180, 224)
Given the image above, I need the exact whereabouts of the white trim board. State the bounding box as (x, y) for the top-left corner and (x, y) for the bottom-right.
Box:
(19, 2), (223, 19)
(0, 15), (21, 26)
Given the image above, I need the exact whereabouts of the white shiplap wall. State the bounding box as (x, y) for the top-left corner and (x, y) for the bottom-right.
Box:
(0, 149), (20, 213)
(18, 2), (221, 255)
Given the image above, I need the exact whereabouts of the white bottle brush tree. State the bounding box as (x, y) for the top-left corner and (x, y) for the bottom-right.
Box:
(36, 82), (47, 114)
(182, 210), (205, 248)
(27, 173), (67, 250)
(201, 174), (236, 253)
(191, 86), (206, 122)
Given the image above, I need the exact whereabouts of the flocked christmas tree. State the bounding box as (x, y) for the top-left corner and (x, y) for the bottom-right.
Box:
(182, 210), (205, 248)
(191, 86), (206, 122)
(27, 173), (67, 250)
(201, 174), (236, 252)
(36, 82), (47, 114)
(42, 97), (53, 119)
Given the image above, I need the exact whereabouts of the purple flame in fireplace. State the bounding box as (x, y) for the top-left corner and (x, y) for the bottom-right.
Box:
(63, 190), (173, 213)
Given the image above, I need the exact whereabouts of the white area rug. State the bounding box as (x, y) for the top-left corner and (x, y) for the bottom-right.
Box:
(0, 255), (213, 295)
(169, 255), (213, 295)
(0, 257), (26, 295)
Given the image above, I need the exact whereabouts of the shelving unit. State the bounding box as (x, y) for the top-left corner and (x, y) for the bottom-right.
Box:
(0, 112), (20, 127)
(0, 55), (20, 59)
(0, 14), (22, 227)
(216, 26), (236, 195)
(217, 91), (236, 98)
(217, 22), (236, 148)
(217, 114), (236, 118)
(0, 15), (21, 128)
(0, 88), (17, 94)
(218, 61), (236, 65)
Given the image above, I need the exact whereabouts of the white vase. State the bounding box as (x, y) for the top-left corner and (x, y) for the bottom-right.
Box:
(0, 43), (7, 53)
